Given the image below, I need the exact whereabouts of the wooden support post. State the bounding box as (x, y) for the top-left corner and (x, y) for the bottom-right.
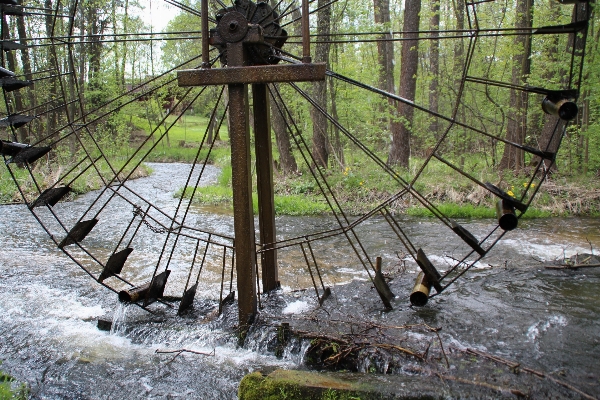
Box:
(228, 42), (257, 327)
(253, 83), (278, 292)
(176, 9), (325, 327)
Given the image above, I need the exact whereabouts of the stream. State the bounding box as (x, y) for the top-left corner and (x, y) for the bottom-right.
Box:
(0, 163), (598, 399)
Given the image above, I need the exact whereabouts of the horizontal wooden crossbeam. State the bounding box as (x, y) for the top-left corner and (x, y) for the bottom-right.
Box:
(178, 63), (326, 86)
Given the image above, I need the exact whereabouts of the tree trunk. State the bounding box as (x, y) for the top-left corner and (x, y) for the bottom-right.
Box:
(121, 0), (129, 88)
(428, 0), (440, 140)
(329, 75), (344, 169)
(310, 0), (331, 168)
(374, 0), (397, 150)
(453, 0), (466, 167)
(44, 0), (58, 139)
(374, 0), (394, 94)
(270, 84), (298, 174)
(499, 0), (533, 171)
(388, 0), (421, 168)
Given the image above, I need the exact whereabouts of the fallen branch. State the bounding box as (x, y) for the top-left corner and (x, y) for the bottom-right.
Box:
(465, 348), (597, 400)
(434, 330), (450, 368)
(372, 343), (424, 360)
(437, 373), (527, 398)
(155, 348), (215, 364)
(544, 263), (600, 270)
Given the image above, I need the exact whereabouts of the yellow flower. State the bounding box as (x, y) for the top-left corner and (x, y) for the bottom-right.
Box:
(531, 183), (536, 188)
(507, 190), (515, 197)
(523, 182), (528, 188)
(359, 181), (364, 186)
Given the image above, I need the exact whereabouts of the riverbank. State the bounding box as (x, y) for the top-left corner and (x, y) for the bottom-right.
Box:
(0, 160), (150, 205)
(177, 159), (600, 218)
(2, 139), (598, 217)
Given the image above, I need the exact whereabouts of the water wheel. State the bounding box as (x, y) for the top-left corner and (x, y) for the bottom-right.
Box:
(0, 0), (590, 326)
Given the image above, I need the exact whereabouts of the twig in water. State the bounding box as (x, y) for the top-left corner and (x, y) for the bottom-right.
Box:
(587, 237), (594, 255)
(437, 373), (528, 398)
(464, 348), (597, 400)
(545, 263), (600, 270)
(435, 330), (450, 368)
(155, 348), (215, 364)
(373, 343), (423, 360)
(422, 339), (432, 360)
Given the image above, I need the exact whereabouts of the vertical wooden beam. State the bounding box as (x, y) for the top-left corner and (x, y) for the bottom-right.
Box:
(253, 83), (278, 292)
(201, 0), (210, 68)
(228, 42), (256, 327)
(302, 0), (311, 63)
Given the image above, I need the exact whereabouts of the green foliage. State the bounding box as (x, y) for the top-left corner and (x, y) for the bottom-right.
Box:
(218, 165), (232, 187)
(177, 185), (329, 216)
(2, 0), (599, 218)
(0, 367), (28, 400)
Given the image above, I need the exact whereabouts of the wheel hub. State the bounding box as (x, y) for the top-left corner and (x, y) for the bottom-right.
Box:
(210, 0), (288, 66)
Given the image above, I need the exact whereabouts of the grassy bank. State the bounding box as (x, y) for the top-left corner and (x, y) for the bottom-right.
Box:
(0, 365), (28, 400)
(0, 158), (150, 204)
(178, 158), (600, 218)
(2, 113), (598, 217)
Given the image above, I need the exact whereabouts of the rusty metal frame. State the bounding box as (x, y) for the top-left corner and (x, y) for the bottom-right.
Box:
(178, 63), (326, 86)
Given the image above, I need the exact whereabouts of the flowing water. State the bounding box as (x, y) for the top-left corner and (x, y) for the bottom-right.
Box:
(0, 163), (598, 398)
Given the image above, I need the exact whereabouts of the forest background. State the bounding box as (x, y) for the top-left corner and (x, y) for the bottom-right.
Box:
(0, 0), (598, 218)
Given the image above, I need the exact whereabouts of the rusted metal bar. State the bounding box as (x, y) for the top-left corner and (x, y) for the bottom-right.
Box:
(119, 282), (151, 303)
(373, 256), (394, 309)
(410, 272), (432, 306)
(230, 240), (235, 293)
(300, 242), (322, 305)
(58, 218), (98, 248)
(177, 63), (326, 86)
(306, 240), (325, 291)
(227, 42), (257, 326)
(201, 0), (210, 68)
(301, 0), (311, 62)
(542, 95), (578, 121)
(496, 200), (518, 231)
(306, 240), (330, 304)
(219, 246), (227, 314)
(253, 83), (278, 292)
(415, 249), (443, 293)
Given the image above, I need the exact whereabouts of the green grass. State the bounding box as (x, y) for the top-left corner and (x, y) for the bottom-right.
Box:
(3, 114), (599, 218)
(0, 157), (151, 204)
(171, 149), (600, 218)
(131, 114), (229, 145)
(177, 185), (330, 216)
(0, 367), (28, 400)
